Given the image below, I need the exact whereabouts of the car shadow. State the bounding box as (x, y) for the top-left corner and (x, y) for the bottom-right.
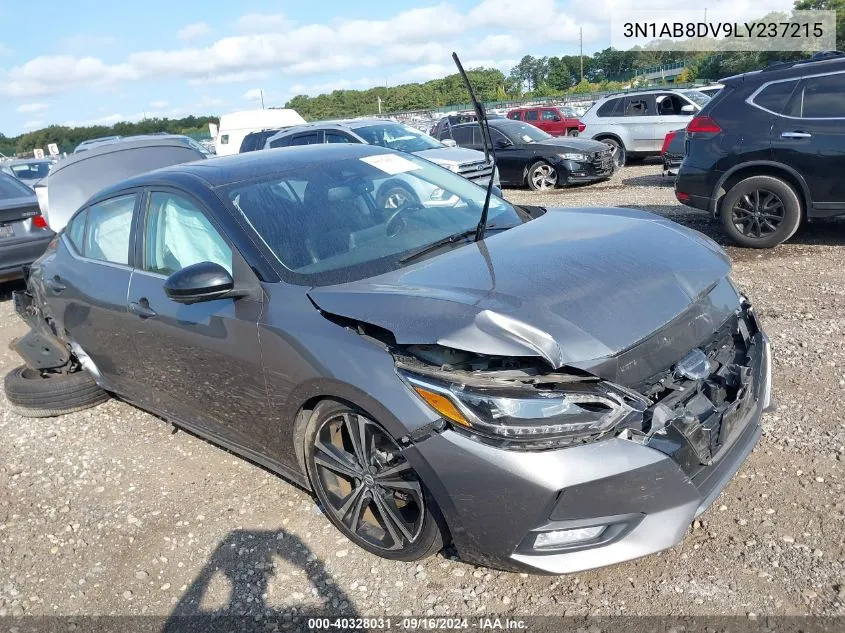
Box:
(621, 172), (673, 188)
(161, 528), (359, 633)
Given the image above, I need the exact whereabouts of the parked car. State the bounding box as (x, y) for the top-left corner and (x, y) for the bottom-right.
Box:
(676, 51), (845, 248)
(3, 158), (55, 186)
(264, 119), (499, 192)
(506, 106), (585, 137)
(214, 109), (306, 156)
(661, 129), (685, 177)
(74, 136), (123, 153)
(429, 112), (504, 137)
(435, 118), (613, 190)
(40, 135), (210, 232)
(238, 128), (286, 153)
(580, 89), (710, 167)
(696, 83), (724, 98)
(0, 172), (54, 282)
(5, 142), (771, 573)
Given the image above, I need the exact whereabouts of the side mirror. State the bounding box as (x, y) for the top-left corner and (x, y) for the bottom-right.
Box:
(681, 104), (695, 114)
(552, 115), (561, 122)
(491, 185), (503, 198)
(494, 137), (513, 149)
(441, 138), (457, 147)
(164, 261), (235, 304)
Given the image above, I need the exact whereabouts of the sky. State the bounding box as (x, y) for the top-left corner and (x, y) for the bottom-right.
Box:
(0, 0), (796, 136)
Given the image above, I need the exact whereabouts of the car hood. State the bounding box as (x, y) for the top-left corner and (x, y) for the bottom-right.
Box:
(308, 208), (733, 370)
(413, 146), (488, 166)
(526, 137), (610, 153)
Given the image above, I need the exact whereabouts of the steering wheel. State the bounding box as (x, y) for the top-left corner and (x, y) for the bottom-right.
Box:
(385, 203), (425, 238)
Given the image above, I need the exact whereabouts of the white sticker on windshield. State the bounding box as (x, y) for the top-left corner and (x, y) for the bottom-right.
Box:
(360, 154), (422, 175)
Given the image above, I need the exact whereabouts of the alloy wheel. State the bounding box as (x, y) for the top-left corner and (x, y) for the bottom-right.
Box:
(530, 164), (558, 190)
(312, 412), (425, 552)
(730, 188), (785, 239)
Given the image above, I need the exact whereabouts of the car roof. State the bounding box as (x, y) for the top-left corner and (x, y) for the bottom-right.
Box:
(720, 53), (845, 85)
(52, 135), (204, 175)
(92, 143), (395, 196)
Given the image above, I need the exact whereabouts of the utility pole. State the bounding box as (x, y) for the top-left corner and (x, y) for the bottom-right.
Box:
(260, 90), (265, 109)
(580, 27), (584, 82)
(377, 95), (382, 114)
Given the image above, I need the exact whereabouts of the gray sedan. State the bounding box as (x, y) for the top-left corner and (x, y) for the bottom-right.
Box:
(6, 143), (770, 574)
(0, 172), (54, 282)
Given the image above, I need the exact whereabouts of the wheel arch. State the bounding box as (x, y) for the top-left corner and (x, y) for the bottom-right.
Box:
(711, 162), (811, 219)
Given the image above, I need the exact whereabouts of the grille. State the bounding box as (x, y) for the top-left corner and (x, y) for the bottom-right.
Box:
(457, 161), (494, 180)
(592, 149), (613, 172)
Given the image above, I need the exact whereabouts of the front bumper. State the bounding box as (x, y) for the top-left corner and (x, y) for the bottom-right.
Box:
(560, 158), (614, 185)
(407, 310), (771, 574)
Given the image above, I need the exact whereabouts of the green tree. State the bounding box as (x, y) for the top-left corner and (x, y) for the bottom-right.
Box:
(793, 0), (844, 50)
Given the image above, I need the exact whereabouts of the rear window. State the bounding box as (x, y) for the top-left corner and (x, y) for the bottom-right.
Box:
(752, 80), (800, 114)
(0, 174), (34, 199)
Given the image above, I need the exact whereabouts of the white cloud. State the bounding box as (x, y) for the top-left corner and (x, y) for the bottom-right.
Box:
(243, 88), (263, 101)
(188, 70), (269, 85)
(22, 120), (45, 130)
(177, 22), (211, 41)
(473, 34), (523, 57)
(235, 13), (289, 33)
(17, 102), (49, 113)
(150, 100), (169, 108)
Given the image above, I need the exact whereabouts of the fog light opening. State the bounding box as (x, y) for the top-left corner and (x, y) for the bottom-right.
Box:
(534, 525), (606, 549)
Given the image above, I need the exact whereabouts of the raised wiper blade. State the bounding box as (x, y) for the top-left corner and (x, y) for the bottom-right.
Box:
(398, 229), (476, 264)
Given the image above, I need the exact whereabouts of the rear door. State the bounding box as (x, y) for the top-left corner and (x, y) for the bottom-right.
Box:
(621, 95), (656, 152)
(125, 188), (268, 453)
(43, 192), (140, 394)
(769, 71), (845, 210)
(524, 109), (541, 130)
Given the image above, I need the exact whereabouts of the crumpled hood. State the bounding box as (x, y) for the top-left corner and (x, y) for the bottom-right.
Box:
(413, 146), (488, 166)
(308, 208), (733, 369)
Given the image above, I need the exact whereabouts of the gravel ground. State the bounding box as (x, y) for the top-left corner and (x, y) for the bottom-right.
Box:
(1, 160), (844, 621)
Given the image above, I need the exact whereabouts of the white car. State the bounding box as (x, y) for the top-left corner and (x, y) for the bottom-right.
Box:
(580, 89), (709, 167)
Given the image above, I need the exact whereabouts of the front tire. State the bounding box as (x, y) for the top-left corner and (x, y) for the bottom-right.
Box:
(526, 161), (559, 191)
(304, 400), (445, 561)
(4, 365), (109, 418)
(719, 175), (802, 248)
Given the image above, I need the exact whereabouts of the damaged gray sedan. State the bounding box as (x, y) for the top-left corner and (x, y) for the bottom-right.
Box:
(6, 143), (771, 574)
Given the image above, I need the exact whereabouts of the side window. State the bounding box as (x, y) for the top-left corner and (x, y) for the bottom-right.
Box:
(65, 209), (87, 254)
(542, 110), (557, 121)
(220, 135), (229, 145)
(597, 98), (623, 117)
(508, 111), (521, 120)
(450, 126), (473, 145)
(326, 132), (354, 144)
(289, 133), (321, 146)
(144, 192), (232, 277)
(654, 94), (683, 115)
(83, 194), (136, 265)
(525, 110), (539, 121)
(269, 137), (289, 149)
(798, 74), (845, 118)
(752, 80), (800, 115)
(624, 97), (651, 117)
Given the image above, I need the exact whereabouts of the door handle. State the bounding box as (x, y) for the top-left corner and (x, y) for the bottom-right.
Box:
(780, 131), (812, 139)
(46, 276), (66, 293)
(128, 299), (157, 319)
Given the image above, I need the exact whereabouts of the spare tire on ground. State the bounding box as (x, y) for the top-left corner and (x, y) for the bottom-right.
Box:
(4, 365), (109, 418)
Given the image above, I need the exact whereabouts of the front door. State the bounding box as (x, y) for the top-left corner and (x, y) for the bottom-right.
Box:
(770, 71), (845, 211)
(653, 93), (694, 151)
(541, 108), (565, 136)
(125, 189), (269, 454)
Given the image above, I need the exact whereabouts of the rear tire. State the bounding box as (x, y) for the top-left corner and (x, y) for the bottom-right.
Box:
(719, 175), (802, 248)
(4, 365), (108, 418)
(567, 129), (579, 137)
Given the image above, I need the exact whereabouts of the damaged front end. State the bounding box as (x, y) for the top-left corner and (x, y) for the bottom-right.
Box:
(389, 298), (769, 473)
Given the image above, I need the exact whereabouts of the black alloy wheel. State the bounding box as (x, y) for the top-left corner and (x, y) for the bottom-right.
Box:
(719, 175), (802, 248)
(304, 401), (444, 560)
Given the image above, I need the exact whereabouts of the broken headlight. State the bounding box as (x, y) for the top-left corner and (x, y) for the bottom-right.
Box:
(399, 369), (641, 449)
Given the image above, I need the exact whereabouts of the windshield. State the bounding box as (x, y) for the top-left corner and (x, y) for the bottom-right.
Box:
(681, 90), (711, 107)
(354, 122), (444, 153)
(226, 152), (524, 285)
(498, 121), (552, 144)
(10, 162), (51, 180)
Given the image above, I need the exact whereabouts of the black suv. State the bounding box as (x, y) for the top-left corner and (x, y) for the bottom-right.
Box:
(675, 52), (845, 247)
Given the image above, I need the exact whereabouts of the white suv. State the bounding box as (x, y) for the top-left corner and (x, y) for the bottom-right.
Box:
(580, 89), (710, 167)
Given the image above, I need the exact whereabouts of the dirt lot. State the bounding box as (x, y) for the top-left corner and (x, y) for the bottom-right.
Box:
(0, 161), (843, 621)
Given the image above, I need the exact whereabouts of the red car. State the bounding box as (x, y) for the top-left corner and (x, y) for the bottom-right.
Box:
(506, 106), (585, 137)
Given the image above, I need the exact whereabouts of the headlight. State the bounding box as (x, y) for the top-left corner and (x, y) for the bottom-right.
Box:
(559, 152), (587, 161)
(399, 369), (641, 449)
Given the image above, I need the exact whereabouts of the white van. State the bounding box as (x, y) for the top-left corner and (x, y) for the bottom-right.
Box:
(213, 109), (306, 156)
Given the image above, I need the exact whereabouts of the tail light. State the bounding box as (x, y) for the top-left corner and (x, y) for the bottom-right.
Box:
(577, 121), (586, 132)
(687, 115), (722, 134)
(661, 130), (677, 155)
(32, 215), (49, 229)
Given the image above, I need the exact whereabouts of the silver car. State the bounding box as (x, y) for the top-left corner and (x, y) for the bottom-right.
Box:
(580, 89), (710, 167)
(2, 158), (55, 187)
(0, 172), (54, 282)
(264, 120), (499, 209)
